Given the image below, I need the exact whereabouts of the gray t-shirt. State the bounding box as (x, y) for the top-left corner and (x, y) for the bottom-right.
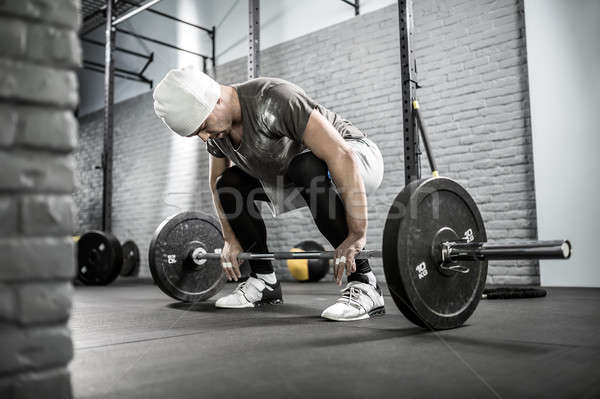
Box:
(207, 77), (364, 215)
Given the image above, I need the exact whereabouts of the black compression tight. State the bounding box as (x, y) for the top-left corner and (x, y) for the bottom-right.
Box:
(215, 152), (371, 280)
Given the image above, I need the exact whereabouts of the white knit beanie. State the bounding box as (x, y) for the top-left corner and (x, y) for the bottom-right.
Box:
(153, 67), (221, 137)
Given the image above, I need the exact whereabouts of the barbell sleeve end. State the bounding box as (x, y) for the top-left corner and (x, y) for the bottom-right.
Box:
(446, 240), (572, 262)
(562, 240), (572, 259)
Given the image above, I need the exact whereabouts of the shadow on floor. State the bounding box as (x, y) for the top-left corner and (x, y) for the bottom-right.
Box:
(427, 333), (571, 355)
(166, 301), (320, 315)
(297, 326), (428, 348)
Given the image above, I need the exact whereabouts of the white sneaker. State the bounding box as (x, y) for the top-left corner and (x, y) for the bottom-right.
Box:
(215, 276), (283, 308)
(321, 281), (385, 321)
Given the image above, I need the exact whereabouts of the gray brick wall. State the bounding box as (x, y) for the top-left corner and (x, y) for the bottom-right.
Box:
(76, 0), (537, 285)
(73, 113), (103, 233)
(0, 0), (80, 397)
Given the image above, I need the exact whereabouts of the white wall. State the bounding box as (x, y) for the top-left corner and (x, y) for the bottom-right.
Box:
(214, 0), (396, 65)
(78, 0), (395, 116)
(524, 0), (600, 287)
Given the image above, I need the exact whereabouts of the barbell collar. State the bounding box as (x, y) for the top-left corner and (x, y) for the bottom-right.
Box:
(190, 247), (208, 266)
(444, 240), (571, 262)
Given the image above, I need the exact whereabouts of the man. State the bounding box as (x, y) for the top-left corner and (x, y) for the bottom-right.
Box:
(153, 67), (384, 321)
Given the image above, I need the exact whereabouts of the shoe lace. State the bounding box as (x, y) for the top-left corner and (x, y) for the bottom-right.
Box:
(340, 285), (363, 305)
(234, 281), (248, 293)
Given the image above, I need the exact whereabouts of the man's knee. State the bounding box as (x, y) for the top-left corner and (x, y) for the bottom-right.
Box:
(287, 152), (329, 188)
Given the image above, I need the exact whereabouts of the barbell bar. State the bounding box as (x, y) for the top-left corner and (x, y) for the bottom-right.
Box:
(190, 248), (382, 262)
(189, 240), (570, 265)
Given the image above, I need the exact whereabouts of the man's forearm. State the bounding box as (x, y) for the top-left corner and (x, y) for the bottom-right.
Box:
(327, 152), (368, 237)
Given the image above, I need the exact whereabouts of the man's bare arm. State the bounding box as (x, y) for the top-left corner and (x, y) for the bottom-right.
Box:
(302, 110), (368, 283)
(209, 154), (246, 281)
(302, 110), (367, 237)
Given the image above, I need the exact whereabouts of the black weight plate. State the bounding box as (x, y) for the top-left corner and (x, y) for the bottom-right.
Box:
(383, 177), (487, 330)
(148, 211), (226, 302)
(77, 230), (123, 285)
(120, 240), (140, 277)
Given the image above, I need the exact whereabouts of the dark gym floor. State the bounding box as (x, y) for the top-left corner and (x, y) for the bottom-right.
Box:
(69, 281), (600, 399)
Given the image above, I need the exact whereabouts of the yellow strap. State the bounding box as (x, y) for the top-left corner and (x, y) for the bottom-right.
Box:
(432, 171), (439, 177)
(412, 100), (420, 109)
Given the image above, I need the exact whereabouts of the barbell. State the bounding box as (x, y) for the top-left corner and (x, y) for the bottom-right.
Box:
(148, 176), (571, 330)
(186, 242), (568, 263)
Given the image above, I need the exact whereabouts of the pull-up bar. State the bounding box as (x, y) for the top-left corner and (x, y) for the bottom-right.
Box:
(115, 28), (211, 60)
(121, 0), (215, 36)
(113, 0), (163, 25)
